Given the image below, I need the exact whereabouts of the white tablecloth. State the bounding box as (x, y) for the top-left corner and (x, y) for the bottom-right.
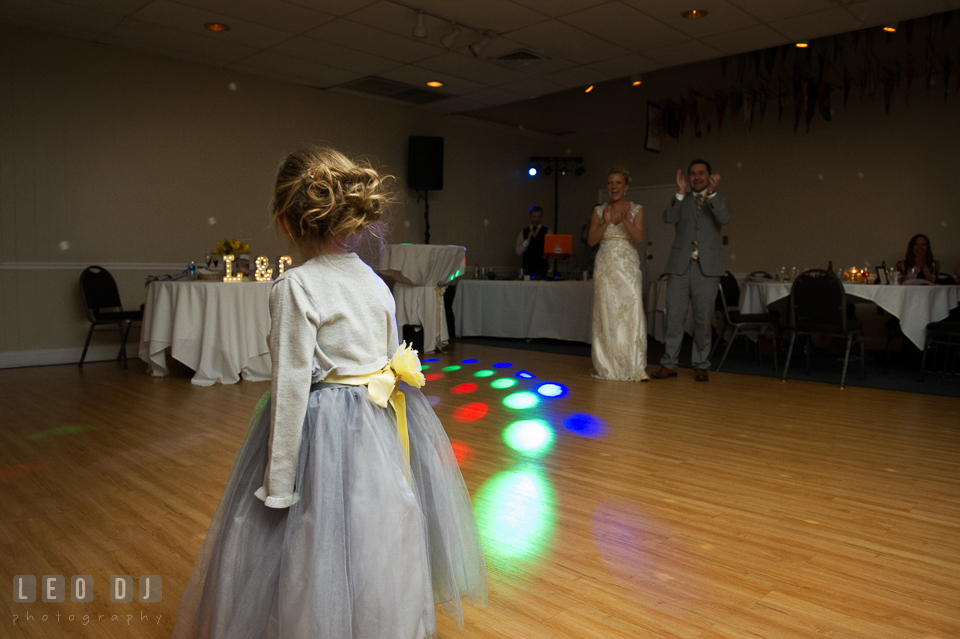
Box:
(741, 281), (960, 348)
(453, 280), (595, 343)
(645, 278), (695, 342)
(139, 281), (273, 386)
(378, 244), (466, 353)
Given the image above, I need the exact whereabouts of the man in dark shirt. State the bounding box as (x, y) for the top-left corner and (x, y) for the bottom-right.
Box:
(515, 205), (549, 279)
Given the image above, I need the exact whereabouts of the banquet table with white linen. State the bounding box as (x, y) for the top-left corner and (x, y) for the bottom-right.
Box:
(378, 244), (466, 353)
(453, 280), (594, 343)
(139, 280), (273, 386)
(740, 281), (960, 348)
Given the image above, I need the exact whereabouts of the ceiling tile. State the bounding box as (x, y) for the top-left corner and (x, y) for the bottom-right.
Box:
(700, 23), (789, 55)
(560, 2), (689, 50)
(131, 0), (292, 48)
(173, 0), (335, 32)
(306, 18), (444, 63)
(620, 0), (760, 37)
(842, 0), (952, 27)
(104, 17), (260, 64)
(423, 95), (488, 113)
(379, 64), (487, 95)
(725, 0), (846, 23)
(0, 13), (103, 41)
(272, 36), (401, 75)
(509, 0), (609, 19)
(507, 19), (629, 64)
(284, 0), (377, 17)
(642, 39), (724, 67)
(98, 32), (240, 67)
(767, 7), (869, 40)
(0, 0), (122, 35)
(345, 1), (458, 44)
(59, 0), (150, 13)
(543, 64), (610, 89)
(491, 76), (566, 99)
(586, 52), (661, 78)
(415, 51), (527, 85)
(231, 50), (361, 86)
(414, 0), (548, 32)
(463, 86), (525, 106)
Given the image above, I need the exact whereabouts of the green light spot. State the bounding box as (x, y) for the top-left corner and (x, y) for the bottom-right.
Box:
(474, 469), (556, 564)
(503, 420), (554, 457)
(491, 378), (517, 389)
(442, 365), (461, 372)
(448, 269), (461, 281)
(422, 364), (430, 370)
(27, 425), (97, 441)
(503, 391), (538, 409)
(474, 370), (495, 378)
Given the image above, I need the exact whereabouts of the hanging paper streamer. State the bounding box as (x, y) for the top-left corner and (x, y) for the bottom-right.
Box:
(715, 91), (728, 130)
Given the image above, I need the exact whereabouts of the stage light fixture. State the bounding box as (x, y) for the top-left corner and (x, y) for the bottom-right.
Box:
(413, 11), (427, 38)
(575, 167), (585, 176)
(528, 166), (538, 177)
(440, 23), (462, 48)
(469, 32), (491, 57)
(543, 165), (553, 176)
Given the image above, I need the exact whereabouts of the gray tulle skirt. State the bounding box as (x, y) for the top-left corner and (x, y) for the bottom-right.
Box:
(172, 383), (488, 639)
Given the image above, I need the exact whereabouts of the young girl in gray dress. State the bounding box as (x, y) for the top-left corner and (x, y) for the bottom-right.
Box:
(173, 146), (487, 639)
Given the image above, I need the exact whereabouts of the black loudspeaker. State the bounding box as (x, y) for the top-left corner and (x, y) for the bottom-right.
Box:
(402, 324), (425, 354)
(407, 136), (443, 191)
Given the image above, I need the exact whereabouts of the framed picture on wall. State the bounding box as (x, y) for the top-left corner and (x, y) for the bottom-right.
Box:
(644, 101), (662, 152)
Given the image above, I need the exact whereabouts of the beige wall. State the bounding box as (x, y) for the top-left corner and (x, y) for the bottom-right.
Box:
(0, 24), (559, 363)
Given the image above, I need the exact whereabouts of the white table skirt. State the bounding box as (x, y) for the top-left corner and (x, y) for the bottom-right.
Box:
(741, 281), (960, 348)
(139, 281), (273, 386)
(453, 280), (595, 343)
(378, 244), (466, 353)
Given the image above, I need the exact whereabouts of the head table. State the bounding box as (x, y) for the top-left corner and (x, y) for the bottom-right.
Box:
(740, 281), (960, 348)
(139, 280), (273, 386)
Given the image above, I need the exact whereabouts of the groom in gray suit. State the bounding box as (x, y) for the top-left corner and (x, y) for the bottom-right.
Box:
(651, 159), (730, 382)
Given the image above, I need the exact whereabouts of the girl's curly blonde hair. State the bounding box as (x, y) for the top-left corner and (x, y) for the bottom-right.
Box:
(273, 146), (391, 250)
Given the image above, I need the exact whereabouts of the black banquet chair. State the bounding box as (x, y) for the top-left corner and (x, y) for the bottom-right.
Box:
(781, 269), (864, 389)
(79, 266), (143, 369)
(710, 271), (779, 371)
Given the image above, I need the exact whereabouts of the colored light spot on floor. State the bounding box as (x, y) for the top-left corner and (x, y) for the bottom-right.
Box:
(474, 469), (556, 563)
(452, 402), (488, 423)
(0, 460), (51, 483)
(424, 373), (444, 382)
(449, 440), (474, 466)
(26, 425), (97, 441)
(451, 383), (478, 395)
(503, 391), (539, 410)
(425, 395), (442, 406)
(423, 358), (440, 363)
(503, 419), (554, 457)
(442, 365), (461, 372)
(461, 358), (479, 364)
(474, 370), (495, 378)
(492, 362), (513, 369)
(516, 370), (535, 379)
(491, 378), (517, 390)
(536, 383), (567, 398)
(562, 413), (607, 438)
(421, 364), (430, 370)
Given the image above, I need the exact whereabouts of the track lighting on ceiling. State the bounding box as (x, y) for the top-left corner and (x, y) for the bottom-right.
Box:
(469, 32), (491, 57)
(440, 23), (461, 48)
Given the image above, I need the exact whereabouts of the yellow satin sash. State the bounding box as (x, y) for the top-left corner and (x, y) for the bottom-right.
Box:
(323, 344), (425, 480)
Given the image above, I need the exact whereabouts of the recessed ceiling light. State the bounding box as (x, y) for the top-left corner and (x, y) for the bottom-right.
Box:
(205, 22), (229, 31)
(682, 9), (708, 19)
(795, 40), (809, 48)
(426, 81), (444, 88)
(632, 80), (642, 86)
(883, 24), (897, 32)
(585, 85), (594, 93)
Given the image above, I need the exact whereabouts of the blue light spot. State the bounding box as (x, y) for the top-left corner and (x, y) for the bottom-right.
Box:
(562, 413), (606, 438)
(423, 358), (439, 363)
(461, 358), (479, 364)
(516, 370), (535, 379)
(528, 167), (538, 177)
(492, 362), (512, 369)
(536, 383), (566, 397)
(426, 395), (442, 407)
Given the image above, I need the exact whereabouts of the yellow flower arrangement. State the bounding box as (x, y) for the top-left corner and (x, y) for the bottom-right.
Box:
(216, 239), (250, 255)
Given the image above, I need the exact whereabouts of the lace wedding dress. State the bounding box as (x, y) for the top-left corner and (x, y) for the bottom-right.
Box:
(591, 203), (649, 381)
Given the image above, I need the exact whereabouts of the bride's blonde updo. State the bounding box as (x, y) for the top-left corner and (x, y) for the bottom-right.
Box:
(607, 165), (631, 184)
(273, 146), (391, 249)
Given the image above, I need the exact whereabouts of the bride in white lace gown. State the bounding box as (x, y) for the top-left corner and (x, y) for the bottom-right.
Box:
(587, 166), (649, 381)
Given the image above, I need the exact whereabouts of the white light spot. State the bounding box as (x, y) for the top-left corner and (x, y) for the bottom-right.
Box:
(228, 82), (237, 91)
(404, 220), (411, 228)
(736, 161), (743, 169)
(818, 174), (824, 181)
(208, 216), (217, 225)
(941, 221), (948, 227)
(857, 172), (864, 178)
(58, 241), (70, 251)
(483, 218), (489, 226)
(864, 260), (872, 267)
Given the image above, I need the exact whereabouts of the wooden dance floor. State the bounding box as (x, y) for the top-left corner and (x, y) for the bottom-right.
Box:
(1, 343), (958, 638)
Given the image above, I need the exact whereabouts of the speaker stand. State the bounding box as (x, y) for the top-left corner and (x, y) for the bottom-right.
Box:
(422, 190), (431, 244)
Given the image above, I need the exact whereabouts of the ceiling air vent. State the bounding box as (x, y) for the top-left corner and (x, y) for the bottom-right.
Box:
(338, 76), (450, 105)
(496, 49), (543, 62)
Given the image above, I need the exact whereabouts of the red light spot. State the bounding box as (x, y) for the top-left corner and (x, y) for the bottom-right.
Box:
(449, 440), (474, 466)
(450, 383), (478, 394)
(452, 402), (488, 423)
(424, 373), (444, 381)
(0, 460), (50, 483)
